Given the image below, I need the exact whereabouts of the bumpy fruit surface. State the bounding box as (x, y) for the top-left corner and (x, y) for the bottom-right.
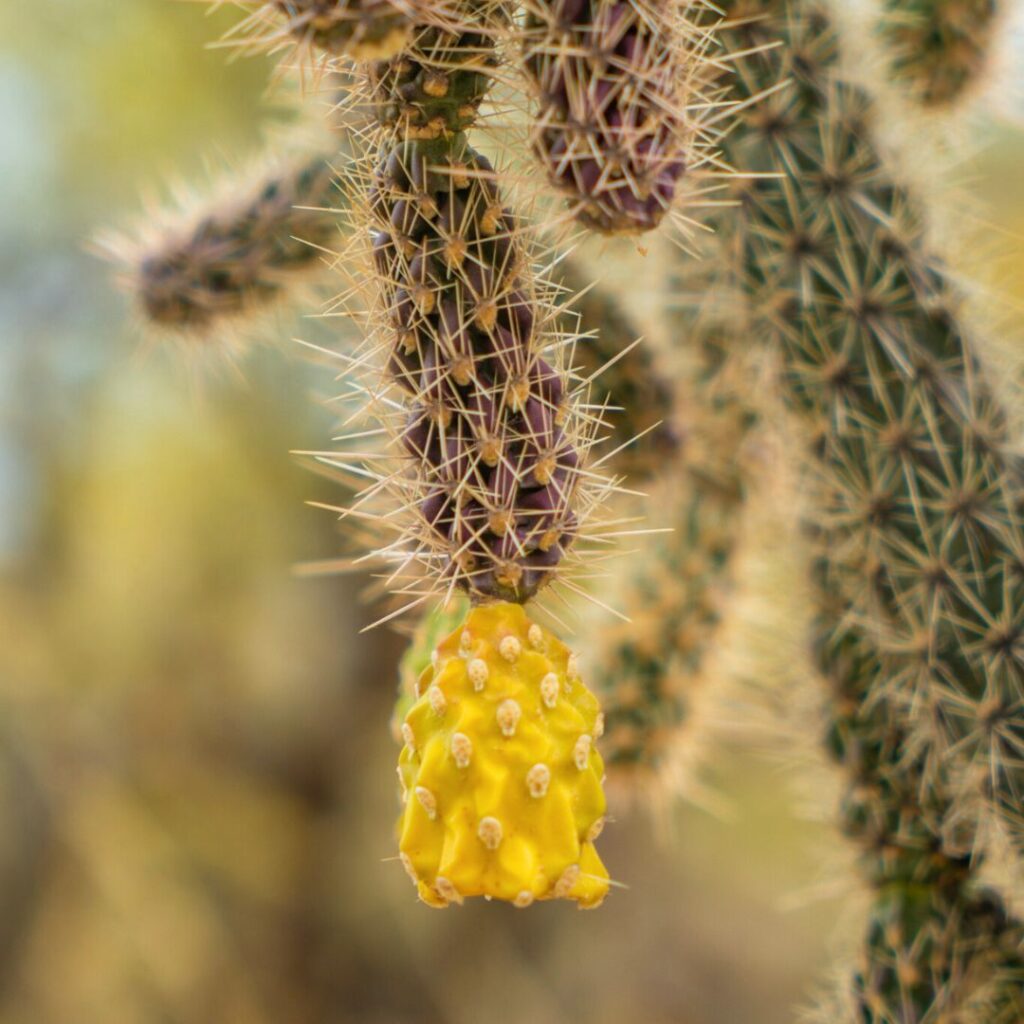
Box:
(396, 601), (610, 908)
(390, 595), (471, 742)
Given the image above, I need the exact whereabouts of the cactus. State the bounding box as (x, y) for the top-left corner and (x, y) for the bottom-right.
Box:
(106, 0), (1024, 976)
(878, 0), (1003, 107)
(517, 0), (723, 234)
(708, 0), (1024, 1017)
(396, 600), (610, 907)
(100, 150), (339, 342)
(823, 634), (1024, 1022)
(326, 2), (622, 903)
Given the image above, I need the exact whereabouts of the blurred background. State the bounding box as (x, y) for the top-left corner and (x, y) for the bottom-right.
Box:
(2, 3), (1023, 1023)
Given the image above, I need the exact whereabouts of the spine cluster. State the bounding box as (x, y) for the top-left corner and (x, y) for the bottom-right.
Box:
(714, 1), (1024, 1017)
(518, 0), (718, 234)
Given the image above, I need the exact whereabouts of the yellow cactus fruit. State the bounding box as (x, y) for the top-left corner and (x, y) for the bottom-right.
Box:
(396, 601), (610, 909)
(389, 595), (471, 744)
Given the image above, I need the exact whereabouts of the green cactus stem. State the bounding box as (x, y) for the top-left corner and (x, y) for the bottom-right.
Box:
(588, 318), (755, 789)
(708, 0), (1024, 1017)
(556, 256), (683, 481)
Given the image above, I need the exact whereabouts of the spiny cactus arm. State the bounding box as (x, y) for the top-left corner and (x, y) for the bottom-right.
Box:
(338, 3), (618, 606)
(713, 0), (1024, 1016)
(516, 0), (725, 235)
(821, 591), (1024, 1020)
(99, 150), (339, 342)
(877, 0), (1004, 108)
(590, 323), (755, 792)
(730, 0), (1024, 868)
(333, 1), (619, 904)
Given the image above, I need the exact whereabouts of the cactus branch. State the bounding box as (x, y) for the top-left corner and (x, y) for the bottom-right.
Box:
(711, 0), (1024, 1017)
(517, 0), (725, 235)
(100, 150), (339, 342)
(334, 4), (619, 606)
(222, 0), (420, 63)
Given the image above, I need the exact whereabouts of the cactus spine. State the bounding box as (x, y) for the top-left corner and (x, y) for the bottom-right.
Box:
(711, 0), (1024, 1017)
(878, 0), (1003, 108)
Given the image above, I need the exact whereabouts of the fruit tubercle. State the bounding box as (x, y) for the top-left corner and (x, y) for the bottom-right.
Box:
(396, 600), (610, 908)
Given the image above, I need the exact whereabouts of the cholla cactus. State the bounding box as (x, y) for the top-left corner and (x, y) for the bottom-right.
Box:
(556, 256), (683, 480)
(517, 0), (723, 234)
(108, 0), (1024, 991)
(589, 319), (754, 793)
(878, 0), (1003, 107)
(326, 1), (625, 905)
(712, 0), (1024, 1017)
(100, 150), (339, 343)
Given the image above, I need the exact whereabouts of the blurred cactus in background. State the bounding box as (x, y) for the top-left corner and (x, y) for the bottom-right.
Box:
(100, 149), (340, 344)
(877, 0), (1004, 108)
(43, 0), (1024, 1017)
(704, 0), (1024, 1018)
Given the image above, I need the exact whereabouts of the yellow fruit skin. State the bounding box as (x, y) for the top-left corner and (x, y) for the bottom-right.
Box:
(396, 602), (610, 909)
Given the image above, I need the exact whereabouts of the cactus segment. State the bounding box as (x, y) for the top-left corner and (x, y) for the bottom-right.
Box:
(558, 256), (683, 480)
(519, 0), (719, 234)
(273, 0), (412, 58)
(332, 4), (613, 606)
(879, 0), (1002, 108)
(101, 152), (338, 341)
(364, 136), (594, 602)
(594, 488), (737, 783)
(365, 17), (499, 136)
(235, 0), (416, 62)
(714, 0), (1024, 1016)
(396, 600), (610, 908)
